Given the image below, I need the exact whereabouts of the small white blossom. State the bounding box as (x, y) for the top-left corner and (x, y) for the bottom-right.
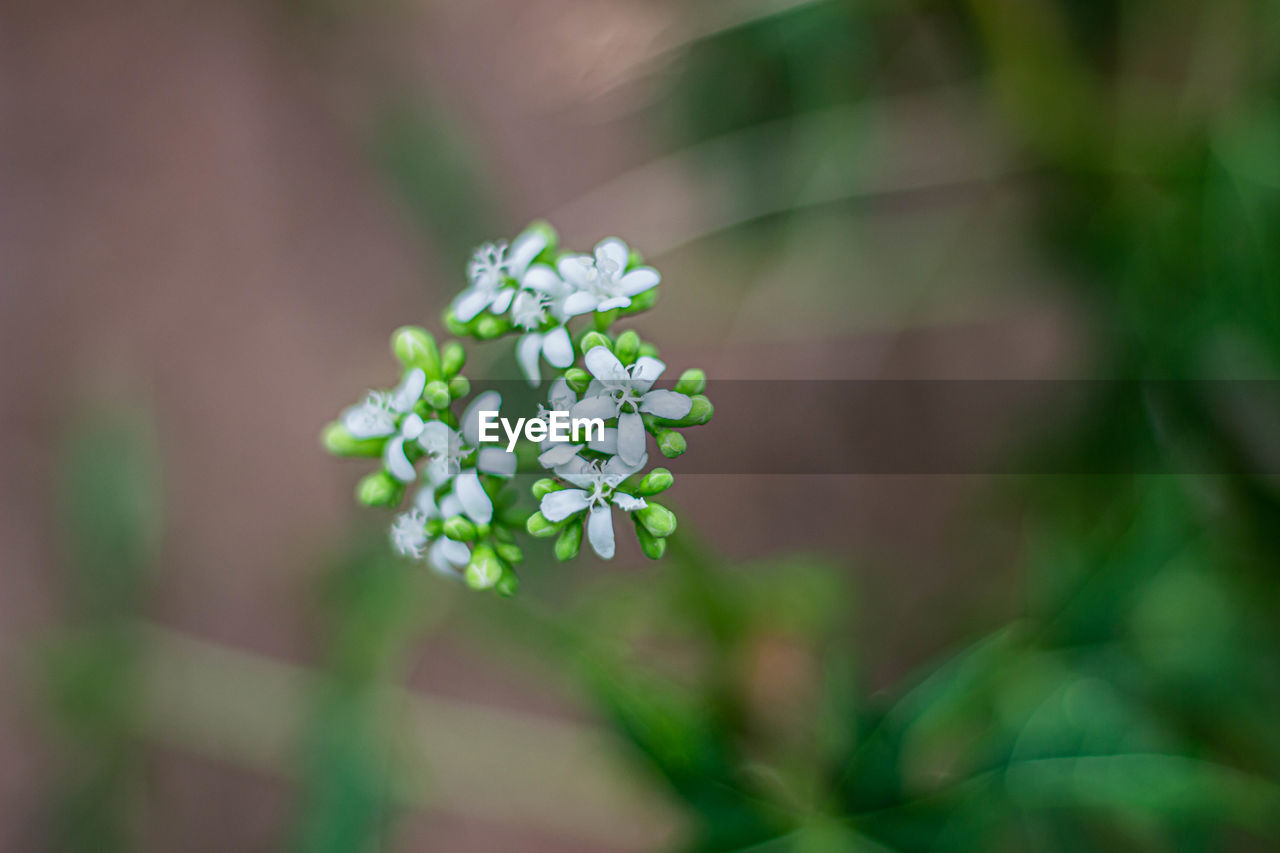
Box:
(405, 391), (516, 524)
(511, 265), (576, 385)
(390, 486), (472, 578)
(532, 378), (618, 469)
(558, 238), (660, 316)
(338, 368), (431, 482)
(570, 348), (692, 466)
(452, 226), (548, 323)
(540, 455), (648, 559)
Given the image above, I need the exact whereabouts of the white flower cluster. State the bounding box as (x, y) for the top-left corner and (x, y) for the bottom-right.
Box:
(450, 225), (661, 386)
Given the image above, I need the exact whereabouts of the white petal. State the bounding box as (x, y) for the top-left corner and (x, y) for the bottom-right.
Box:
(586, 504), (616, 559)
(508, 227), (548, 278)
(604, 452), (646, 483)
(640, 390), (693, 419)
(428, 539), (470, 577)
(562, 291), (598, 317)
(537, 442), (580, 468)
(383, 436), (417, 483)
(616, 412), (647, 466)
(548, 377), (576, 410)
(341, 404), (396, 439)
(542, 326), (574, 368)
(553, 456), (598, 488)
(454, 469), (493, 525)
(596, 296), (631, 312)
(478, 447), (517, 478)
(391, 368), (427, 413)
(587, 427), (618, 455)
(517, 333), (544, 387)
(427, 456), (453, 484)
(630, 356), (665, 391)
(557, 255), (594, 288)
(612, 492), (647, 512)
(439, 493), (464, 518)
(618, 267), (659, 296)
(521, 264), (562, 293)
(571, 395), (619, 421)
(414, 486), (439, 517)
(541, 489), (591, 522)
(400, 412), (425, 440)
(453, 288), (490, 323)
(594, 238), (629, 273)
(585, 346), (627, 381)
(463, 391), (502, 447)
(419, 419), (453, 454)
(490, 288), (515, 314)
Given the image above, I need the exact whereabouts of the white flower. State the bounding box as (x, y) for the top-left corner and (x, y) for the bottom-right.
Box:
(390, 486), (472, 578)
(559, 238), (660, 316)
(539, 455), (648, 559)
(338, 368), (432, 483)
(400, 390), (517, 523)
(512, 265), (576, 385)
(533, 378), (618, 469)
(569, 348), (692, 466)
(452, 226), (548, 323)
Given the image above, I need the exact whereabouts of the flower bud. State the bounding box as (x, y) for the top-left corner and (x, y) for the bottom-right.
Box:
(626, 246), (644, 268)
(638, 468), (674, 496)
(532, 478), (563, 499)
(441, 341), (466, 378)
(475, 314), (510, 339)
(564, 368), (591, 395)
(495, 542), (524, 565)
(524, 220), (559, 257)
(634, 523), (667, 560)
(637, 502), (677, 538)
(627, 288), (658, 313)
(614, 330), (640, 364)
(392, 326), (441, 379)
(657, 430), (687, 458)
(444, 311), (474, 337)
(637, 342), (659, 359)
(443, 515), (477, 542)
(555, 521), (583, 561)
(425, 517), (444, 538)
(465, 544), (503, 590)
(495, 567), (521, 598)
(526, 511), (559, 538)
(357, 472), (402, 508)
(580, 331), (612, 354)
(424, 380), (452, 410)
(321, 422), (384, 457)
(681, 395), (714, 426)
(448, 375), (470, 399)
(592, 309), (619, 331)
(675, 369), (705, 396)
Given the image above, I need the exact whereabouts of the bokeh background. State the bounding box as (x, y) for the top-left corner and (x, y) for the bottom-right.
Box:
(5, 0), (1280, 850)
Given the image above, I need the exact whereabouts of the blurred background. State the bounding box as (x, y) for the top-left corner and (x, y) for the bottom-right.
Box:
(5, 0), (1280, 850)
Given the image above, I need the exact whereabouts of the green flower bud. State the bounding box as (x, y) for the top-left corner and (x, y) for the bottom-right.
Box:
(440, 341), (466, 378)
(526, 511), (559, 538)
(580, 331), (611, 354)
(675, 369), (705, 396)
(634, 523), (667, 560)
(638, 468), (674, 496)
(424, 380), (452, 410)
(321, 422), (384, 457)
(564, 368), (591, 395)
(592, 309), (619, 331)
(357, 472), (402, 508)
(626, 288), (658, 313)
(465, 544), (503, 590)
(495, 567), (521, 598)
(495, 542), (524, 565)
(681, 395), (714, 426)
(615, 330), (640, 364)
(475, 314), (510, 339)
(627, 246), (644, 268)
(392, 326), (441, 379)
(555, 521), (583, 561)
(637, 342), (659, 359)
(443, 515), (477, 542)
(532, 478), (563, 499)
(448, 375), (471, 400)
(444, 311), (473, 337)
(637, 502), (677, 538)
(657, 430), (687, 458)
(425, 517), (444, 538)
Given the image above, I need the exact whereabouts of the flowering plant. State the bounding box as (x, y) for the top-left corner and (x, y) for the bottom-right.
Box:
(322, 222), (712, 594)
